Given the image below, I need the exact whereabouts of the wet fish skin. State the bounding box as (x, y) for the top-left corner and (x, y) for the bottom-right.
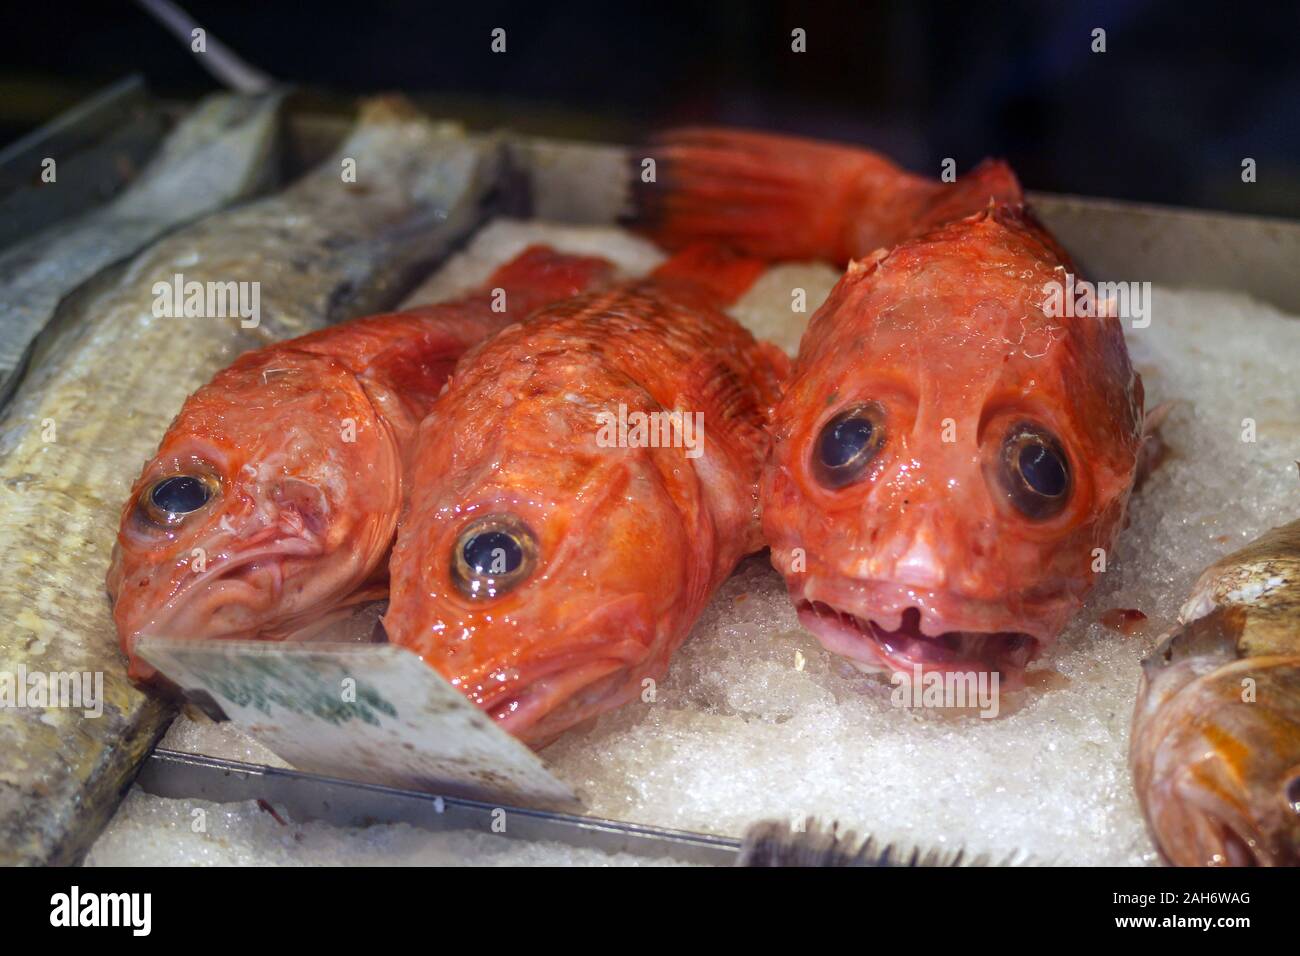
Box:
(0, 93), (286, 407)
(108, 246), (615, 681)
(384, 245), (788, 746)
(0, 99), (498, 865)
(1132, 519), (1300, 866)
(636, 128), (1141, 685)
(765, 206), (1142, 684)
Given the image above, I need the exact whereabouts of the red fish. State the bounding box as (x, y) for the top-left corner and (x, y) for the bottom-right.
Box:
(108, 246), (613, 681)
(639, 129), (1143, 687)
(384, 245), (789, 745)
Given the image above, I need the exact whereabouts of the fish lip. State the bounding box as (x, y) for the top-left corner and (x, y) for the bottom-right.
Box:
(794, 573), (1066, 640)
(1158, 768), (1274, 867)
(123, 535), (325, 645)
(486, 658), (631, 738)
(468, 638), (648, 737)
(472, 639), (648, 712)
(792, 579), (1045, 686)
(780, 574), (1066, 686)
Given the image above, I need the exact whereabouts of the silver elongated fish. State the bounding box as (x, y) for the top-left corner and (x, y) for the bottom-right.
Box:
(1132, 518), (1300, 866)
(0, 97), (498, 864)
(0, 93), (285, 406)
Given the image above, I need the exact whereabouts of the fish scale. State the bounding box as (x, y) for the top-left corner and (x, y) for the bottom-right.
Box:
(637, 127), (1142, 685)
(0, 98), (498, 865)
(385, 246), (788, 745)
(107, 246), (616, 680)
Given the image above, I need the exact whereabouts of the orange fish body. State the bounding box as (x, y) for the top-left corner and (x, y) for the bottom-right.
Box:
(640, 129), (1143, 685)
(384, 246), (788, 745)
(108, 247), (613, 681)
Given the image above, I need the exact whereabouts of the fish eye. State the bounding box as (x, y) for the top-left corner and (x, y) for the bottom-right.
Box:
(996, 423), (1071, 519)
(1287, 776), (1300, 814)
(451, 514), (538, 600)
(140, 474), (218, 526)
(812, 402), (887, 489)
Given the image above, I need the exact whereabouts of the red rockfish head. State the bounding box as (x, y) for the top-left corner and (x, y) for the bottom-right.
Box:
(385, 357), (697, 747)
(108, 347), (400, 681)
(763, 206), (1144, 687)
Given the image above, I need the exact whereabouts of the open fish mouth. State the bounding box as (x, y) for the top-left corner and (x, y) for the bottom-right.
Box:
(797, 600), (1040, 686)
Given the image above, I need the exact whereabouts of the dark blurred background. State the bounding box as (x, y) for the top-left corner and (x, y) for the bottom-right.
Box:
(2, 0), (1298, 217)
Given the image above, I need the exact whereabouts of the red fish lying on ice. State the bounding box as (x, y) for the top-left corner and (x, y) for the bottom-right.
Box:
(108, 246), (613, 681)
(384, 245), (789, 745)
(639, 129), (1144, 687)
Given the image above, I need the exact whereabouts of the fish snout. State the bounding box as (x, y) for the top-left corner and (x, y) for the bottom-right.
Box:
(1145, 771), (1275, 866)
(464, 594), (659, 745)
(115, 529), (351, 670)
(863, 518), (951, 591)
(1136, 743), (1300, 867)
(833, 502), (979, 598)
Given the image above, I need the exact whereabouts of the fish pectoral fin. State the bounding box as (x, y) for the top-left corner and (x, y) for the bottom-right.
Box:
(1134, 399), (1178, 492)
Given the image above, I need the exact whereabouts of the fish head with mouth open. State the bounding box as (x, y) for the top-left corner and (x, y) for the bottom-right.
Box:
(763, 205), (1144, 688)
(384, 345), (708, 747)
(108, 346), (401, 680)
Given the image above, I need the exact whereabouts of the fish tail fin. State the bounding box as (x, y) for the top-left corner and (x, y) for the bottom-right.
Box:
(633, 127), (883, 263)
(482, 244), (617, 314)
(632, 128), (1025, 263)
(650, 242), (767, 307)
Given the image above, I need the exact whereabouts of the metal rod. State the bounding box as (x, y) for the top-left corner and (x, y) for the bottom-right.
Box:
(139, 749), (741, 865)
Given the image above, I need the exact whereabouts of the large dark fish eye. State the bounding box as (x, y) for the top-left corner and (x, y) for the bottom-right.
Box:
(451, 514), (538, 600)
(1287, 776), (1300, 815)
(812, 402), (887, 489)
(997, 423), (1071, 519)
(140, 473), (218, 526)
